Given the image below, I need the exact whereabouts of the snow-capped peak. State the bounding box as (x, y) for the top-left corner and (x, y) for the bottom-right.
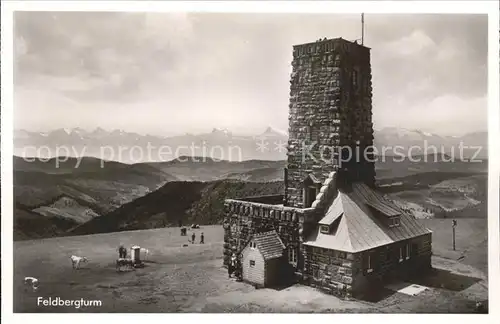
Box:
(72, 127), (86, 133)
(211, 128), (231, 136)
(92, 127), (108, 134)
(258, 126), (288, 138)
(380, 127), (430, 139)
(14, 129), (32, 139)
(111, 129), (126, 136)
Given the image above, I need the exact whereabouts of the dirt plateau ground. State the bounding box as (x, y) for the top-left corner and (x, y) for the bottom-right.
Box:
(14, 220), (488, 313)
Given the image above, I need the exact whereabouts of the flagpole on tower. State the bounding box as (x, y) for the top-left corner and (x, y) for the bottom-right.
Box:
(361, 13), (365, 45)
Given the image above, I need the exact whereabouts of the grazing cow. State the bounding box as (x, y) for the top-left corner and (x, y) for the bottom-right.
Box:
(70, 255), (88, 270)
(116, 258), (135, 272)
(24, 277), (39, 291)
(475, 301), (487, 313)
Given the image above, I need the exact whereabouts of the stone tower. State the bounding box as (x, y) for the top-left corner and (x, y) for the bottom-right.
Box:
(285, 38), (376, 208)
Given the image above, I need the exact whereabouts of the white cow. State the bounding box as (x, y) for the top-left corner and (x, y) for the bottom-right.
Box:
(70, 255), (88, 269)
(24, 276), (39, 291)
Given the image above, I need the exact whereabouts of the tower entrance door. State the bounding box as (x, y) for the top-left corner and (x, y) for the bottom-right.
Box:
(305, 186), (318, 208)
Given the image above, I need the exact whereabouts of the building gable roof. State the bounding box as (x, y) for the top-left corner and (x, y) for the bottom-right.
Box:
(304, 182), (432, 253)
(247, 230), (286, 260)
(318, 194), (344, 225)
(353, 183), (401, 217)
(304, 173), (322, 185)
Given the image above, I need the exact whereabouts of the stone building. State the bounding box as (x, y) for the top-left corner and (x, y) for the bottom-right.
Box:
(223, 37), (432, 297)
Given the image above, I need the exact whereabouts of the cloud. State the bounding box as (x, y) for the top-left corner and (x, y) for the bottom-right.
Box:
(13, 12), (488, 136)
(374, 94), (487, 136)
(382, 30), (435, 57)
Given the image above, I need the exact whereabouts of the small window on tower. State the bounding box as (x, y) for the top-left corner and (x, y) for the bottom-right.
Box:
(304, 186), (317, 208)
(352, 70), (359, 89)
(288, 247), (297, 265)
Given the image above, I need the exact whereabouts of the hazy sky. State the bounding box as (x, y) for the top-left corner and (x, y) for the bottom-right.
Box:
(14, 12), (487, 136)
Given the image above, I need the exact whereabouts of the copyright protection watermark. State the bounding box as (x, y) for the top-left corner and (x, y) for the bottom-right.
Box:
(18, 141), (244, 167)
(37, 297), (102, 309)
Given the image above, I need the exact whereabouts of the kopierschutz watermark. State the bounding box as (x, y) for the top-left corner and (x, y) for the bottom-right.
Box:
(300, 140), (484, 167)
(37, 297), (102, 309)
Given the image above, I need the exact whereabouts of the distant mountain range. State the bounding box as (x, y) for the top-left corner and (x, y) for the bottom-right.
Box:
(373, 127), (487, 160)
(14, 126), (488, 163)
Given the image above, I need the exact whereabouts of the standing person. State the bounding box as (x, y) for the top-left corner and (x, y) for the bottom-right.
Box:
(191, 232), (196, 244)
(227, 260), (233, 278)
(229, 253), (237, 278)
(235, 256), (243, 281)
(228, 254), (235, 278)
(200, 232), (205, 244)
(118, 244), (126, 258)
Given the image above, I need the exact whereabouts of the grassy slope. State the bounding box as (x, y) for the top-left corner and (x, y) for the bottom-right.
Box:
(13, 157), (178, 231)
(14, 222), (487, 313)
(224, 166), (284, 182)
(383, 173), (487, 219)
(14, 205), (79, 241)
(69, 180), (284, 236)
(14, 157), (177, 210)
(422, 218), (488, 274)
(374, 156), (487, 180)
(33, 196), (101, 224)
(13, 157), (285, 240)
(143, 157), (285, 181)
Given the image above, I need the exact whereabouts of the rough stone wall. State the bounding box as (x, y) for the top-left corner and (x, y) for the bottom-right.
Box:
(359, 233), (433, 282)
(223, 199), (300, 268)
(223, 172), (339, 273)
(302, 246), (360, 297)
(286, 38), (375, 208)
(302, 233), (433, 298)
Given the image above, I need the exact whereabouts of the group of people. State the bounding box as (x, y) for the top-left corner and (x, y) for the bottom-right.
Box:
(228, 252), (242, 280)
(190, 232), (204, 244)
